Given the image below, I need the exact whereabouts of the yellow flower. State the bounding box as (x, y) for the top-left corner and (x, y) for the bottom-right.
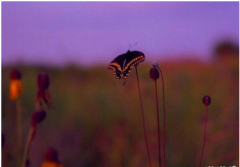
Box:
(40, 161), (63, 167)
(9, 79), (23, 100)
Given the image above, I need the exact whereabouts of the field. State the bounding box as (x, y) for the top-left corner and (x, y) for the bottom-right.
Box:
(1, 57), (239, 167)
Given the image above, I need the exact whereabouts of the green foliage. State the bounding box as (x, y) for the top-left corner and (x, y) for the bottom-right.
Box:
(2, 57), (239, 166)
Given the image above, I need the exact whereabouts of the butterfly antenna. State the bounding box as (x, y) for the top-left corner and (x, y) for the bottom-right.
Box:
(128, 43), (138, 50)
(128, 44), (131, 50)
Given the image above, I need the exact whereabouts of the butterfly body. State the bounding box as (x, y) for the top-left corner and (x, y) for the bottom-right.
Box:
(108, 50), (145, 84)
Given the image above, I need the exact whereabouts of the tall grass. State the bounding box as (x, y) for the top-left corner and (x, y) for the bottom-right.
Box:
(1, 57), (239, 166)
(135, 65), (152, 167)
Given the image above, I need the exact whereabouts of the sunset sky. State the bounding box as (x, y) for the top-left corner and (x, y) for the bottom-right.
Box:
(2, 1), (239, 67)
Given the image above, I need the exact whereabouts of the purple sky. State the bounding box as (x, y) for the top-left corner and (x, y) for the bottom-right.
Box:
(2, 2), (239, 67)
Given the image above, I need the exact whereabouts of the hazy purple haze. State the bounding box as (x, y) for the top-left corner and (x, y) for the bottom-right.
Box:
(2, 2), (239, 67)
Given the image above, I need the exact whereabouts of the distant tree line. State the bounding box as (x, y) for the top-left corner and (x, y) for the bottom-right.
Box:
(214, 41), (239, 59)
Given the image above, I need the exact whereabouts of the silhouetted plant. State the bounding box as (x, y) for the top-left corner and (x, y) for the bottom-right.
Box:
(21, 109), (47, 167)
(21, 71), (51, 167)
(150, 61), (166, 167)
(135, 65), (152, 167)
(150, 65), (161, 167)
(9, 69), (22, 100)
(36, 72), (53, 109)
(199, 95), (211, 167)
(31, 109), (47, 127)
(108, 50), (151, 166)
(9, 68), (23, 165)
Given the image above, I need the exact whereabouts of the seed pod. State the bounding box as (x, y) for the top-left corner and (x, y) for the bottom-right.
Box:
(31, 109), (46, 127)
(202, 95), (211, 106)
(44, 146), (59, 162)
(37, 72), (49, 91)
(150, 67), (159, 81)
(10, 69), (21, 80)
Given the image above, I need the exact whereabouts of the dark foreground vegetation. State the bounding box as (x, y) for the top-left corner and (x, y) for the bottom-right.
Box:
(2, 56), (238, 167)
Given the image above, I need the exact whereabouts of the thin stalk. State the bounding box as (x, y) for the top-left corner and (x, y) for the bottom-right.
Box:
(16, 98), (22, 166)
(157, 67), (166, 167)
(21, 126), (35, 167)
(135, 65), (152, 167)
(154, 80), (162, 167)
(199, 106), (208, 167)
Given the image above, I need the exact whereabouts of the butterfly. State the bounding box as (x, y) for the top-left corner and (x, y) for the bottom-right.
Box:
(108, 50), (145, 85)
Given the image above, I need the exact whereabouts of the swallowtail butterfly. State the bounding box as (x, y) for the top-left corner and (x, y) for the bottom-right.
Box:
(108, 50), (145, 85)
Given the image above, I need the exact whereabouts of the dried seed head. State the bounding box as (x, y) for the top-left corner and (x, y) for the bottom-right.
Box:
(152, 61), (158, 68)
(37, 72), (49, 91)
(31, 109), (46, 127)
(44, 146), (59, 162)
(150, 67), (159, 81)
(10, 69), (21, 80)
(202, 95), (211, 106)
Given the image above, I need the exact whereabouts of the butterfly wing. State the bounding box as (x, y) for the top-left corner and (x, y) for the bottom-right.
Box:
(107, 53), (126, 79)
(108, 50), (145, 82)
(121, 51), (145, 79)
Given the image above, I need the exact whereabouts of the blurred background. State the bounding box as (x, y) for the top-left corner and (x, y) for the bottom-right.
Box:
(1, 1), (239, 167)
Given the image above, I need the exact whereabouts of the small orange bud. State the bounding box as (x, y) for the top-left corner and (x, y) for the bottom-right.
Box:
(9, 69), (22, 100)
(9, 79), (23, 100)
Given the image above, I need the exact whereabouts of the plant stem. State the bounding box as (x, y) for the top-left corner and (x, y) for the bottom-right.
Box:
(16, 98), (22, 166)
(21, 126), (35, 167)
(154, 80), (162, 167)
(199, 106), (208, 167)
(157, 67), (166, 167)
(135, 66), (152, 167)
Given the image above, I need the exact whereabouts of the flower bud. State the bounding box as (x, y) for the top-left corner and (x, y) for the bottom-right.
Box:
(9, 80), (23, 100)
(37, 72), (49, 91)
(31, 109), (46, 127)
(44, 146), (59, 162)
(202, 95), (211, 106)
(10, 69), (21, 80)
(150, 67), (159, 81)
